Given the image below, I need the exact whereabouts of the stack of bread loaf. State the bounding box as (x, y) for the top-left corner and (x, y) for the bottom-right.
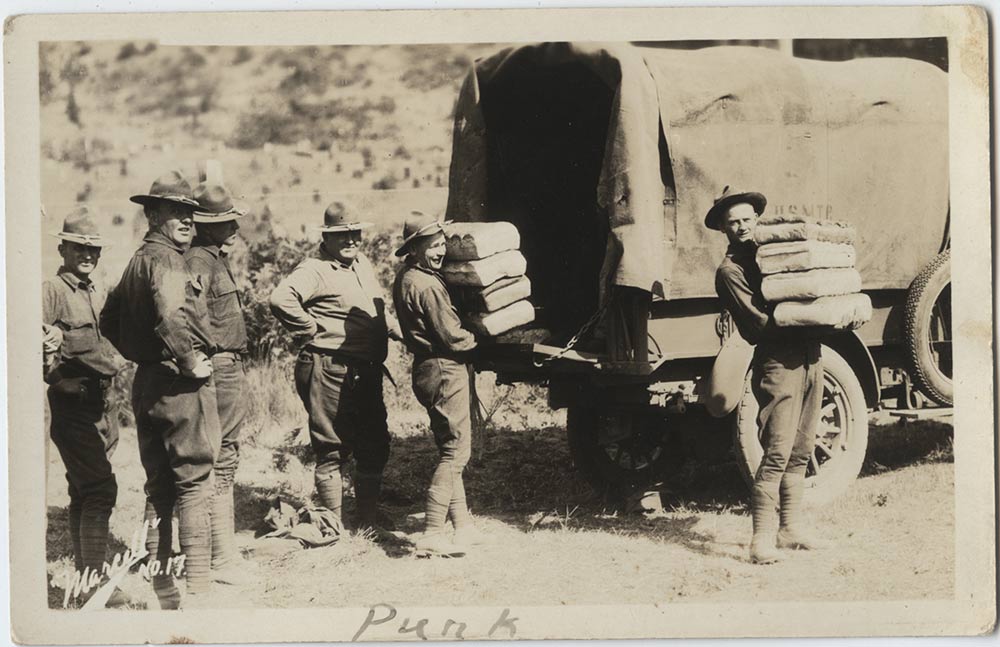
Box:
(440, 221), (535, 337)
(754, 215), (872, 329)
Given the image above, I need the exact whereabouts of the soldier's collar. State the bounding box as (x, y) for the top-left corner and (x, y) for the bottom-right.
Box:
(57, 267), (93, 292)
(319, 244), (356, 270)
(191, 236), (222, 258)
(143, 230), (187, 254)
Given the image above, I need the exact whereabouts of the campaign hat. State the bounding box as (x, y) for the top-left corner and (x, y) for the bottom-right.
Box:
(129, 170), (199, 208)
(394, 211), (452, 257)
(51, 205), (111, 247)
(192, 182), (247, 223)
(704, 186), (767, 231)
(317, 201), (374, 232)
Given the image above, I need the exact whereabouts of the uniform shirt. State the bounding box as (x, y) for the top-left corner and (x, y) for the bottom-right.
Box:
(100, 231), (215, 372)
(185, 237), (248, 353)
(269, 247), (398, 363)
(392, 261), (476, 358)
(715, 242), (824, 345)
(42, 268), (124, 381)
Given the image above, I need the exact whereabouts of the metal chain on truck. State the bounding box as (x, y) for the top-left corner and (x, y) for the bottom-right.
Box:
(533, 301), (610, 368)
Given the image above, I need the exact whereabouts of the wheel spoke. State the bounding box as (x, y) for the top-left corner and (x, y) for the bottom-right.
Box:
(815, 441), (836, 458)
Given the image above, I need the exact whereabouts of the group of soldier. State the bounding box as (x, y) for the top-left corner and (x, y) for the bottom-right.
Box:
(42, 169), (830, 610)
(42, 169), (485, 610)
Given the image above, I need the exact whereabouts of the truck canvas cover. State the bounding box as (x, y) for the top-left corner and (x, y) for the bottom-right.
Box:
(445, 42), (948, 313)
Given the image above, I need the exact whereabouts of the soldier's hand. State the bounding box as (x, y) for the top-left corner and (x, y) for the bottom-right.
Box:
(183, 353), (214, 379)
(42, 324), (63, 354)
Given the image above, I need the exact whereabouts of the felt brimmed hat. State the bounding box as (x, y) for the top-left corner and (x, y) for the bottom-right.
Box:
(394, 211), (452, 257)
(316, 202), (373, 232)
(129, 170), (199, 208)
(192, 182), (247, 223)
(704, 186), (767, 231)
(51, 205), (111, 247)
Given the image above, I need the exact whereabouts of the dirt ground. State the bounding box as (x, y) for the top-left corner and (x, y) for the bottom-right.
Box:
(45, 419), (954, 610)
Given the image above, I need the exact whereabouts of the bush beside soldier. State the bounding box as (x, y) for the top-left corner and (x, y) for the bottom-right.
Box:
(185, 182), (253, 585)
(269, 202), (402, 533)
(392, 212), (490, 558)
(43, 206), (125, 595)
(99, 171), (222, 608)
(707, 187), (829, 565)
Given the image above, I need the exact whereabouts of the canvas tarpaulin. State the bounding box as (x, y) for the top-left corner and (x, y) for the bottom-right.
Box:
(445, 43), (948, 303)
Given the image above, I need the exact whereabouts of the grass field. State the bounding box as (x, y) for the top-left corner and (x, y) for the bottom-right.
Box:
(45, 411), (954, 610)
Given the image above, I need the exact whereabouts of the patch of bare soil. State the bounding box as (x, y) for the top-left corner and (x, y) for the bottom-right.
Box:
(45, 421), (954, 609)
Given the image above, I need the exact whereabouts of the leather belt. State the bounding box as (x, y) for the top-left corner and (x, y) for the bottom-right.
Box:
(213, 351), (244, 361)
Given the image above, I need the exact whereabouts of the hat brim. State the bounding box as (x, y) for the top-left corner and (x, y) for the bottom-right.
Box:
(193, 208), (248, 223)
(704, 192), (767, 231)
(394, 220), (452, 257)
(316, 221), (375, 233)
(52, 232), (112, 248)
(130, 194), (200, 208)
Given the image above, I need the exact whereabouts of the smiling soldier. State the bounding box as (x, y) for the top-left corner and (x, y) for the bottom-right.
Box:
(43, 206), (125, 592)
(184, 182), (252, 586)
(270, 202), (402, 534)
(707, 186), (827, 565)
(392, 212), (486, 558)
(100, 171), (221, 608)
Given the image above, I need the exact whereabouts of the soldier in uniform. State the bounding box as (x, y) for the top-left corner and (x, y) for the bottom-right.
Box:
(184, 182), (251, 585)
(43, 206), (125, 584)
(392, 212), (485, 558)
(269, 202), (401, 532)
(707, 187), (828, 564)
(100, 171), (221, 608)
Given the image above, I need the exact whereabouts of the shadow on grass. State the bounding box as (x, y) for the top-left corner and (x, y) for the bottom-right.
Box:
(46, 505), (132, 564)
(860, 420), (953, 477)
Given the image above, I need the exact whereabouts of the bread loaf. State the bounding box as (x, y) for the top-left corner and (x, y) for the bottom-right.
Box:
(761, 268), (862, 302)
(444, 221), (521, 261)
(442, 250), (528, 287)
(755, 221), (856, 245)
(756, 240), (856, 275)
(773, 293), (872, 330)
(467, 299), (535, 337)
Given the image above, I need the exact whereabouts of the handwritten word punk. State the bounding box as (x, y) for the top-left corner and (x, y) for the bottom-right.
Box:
(353, 604), (519, 641)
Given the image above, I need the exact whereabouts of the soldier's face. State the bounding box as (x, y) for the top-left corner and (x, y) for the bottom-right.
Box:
(198, 220), (240, 248)
(323, 230), (362, 265)
(150, 202), (196, 246)
(59, 241), (101, 278)
(413, 232), (447, 271)
(723, 203), (758, 246)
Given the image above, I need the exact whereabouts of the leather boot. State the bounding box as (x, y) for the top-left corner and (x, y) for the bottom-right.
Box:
(354, 474), (394, 535)
(776, 473), (829, 550)
(749, 480), (784, 564)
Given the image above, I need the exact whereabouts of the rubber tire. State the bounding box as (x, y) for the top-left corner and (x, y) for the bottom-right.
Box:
(733, 345), (870, 506)
(903, 249), (953, 406)
(566, 406), (669, 496)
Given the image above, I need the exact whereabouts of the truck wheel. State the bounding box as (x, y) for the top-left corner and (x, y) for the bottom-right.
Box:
(903, 249), (952, 406)
(566, 406), (672, 496)
(733, 345), (869, 506)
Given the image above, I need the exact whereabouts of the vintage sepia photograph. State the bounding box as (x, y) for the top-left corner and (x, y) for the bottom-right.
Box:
(5, 5), (995, 643)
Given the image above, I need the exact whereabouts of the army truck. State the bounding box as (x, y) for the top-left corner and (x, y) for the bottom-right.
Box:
(445, 42), (951, 503)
